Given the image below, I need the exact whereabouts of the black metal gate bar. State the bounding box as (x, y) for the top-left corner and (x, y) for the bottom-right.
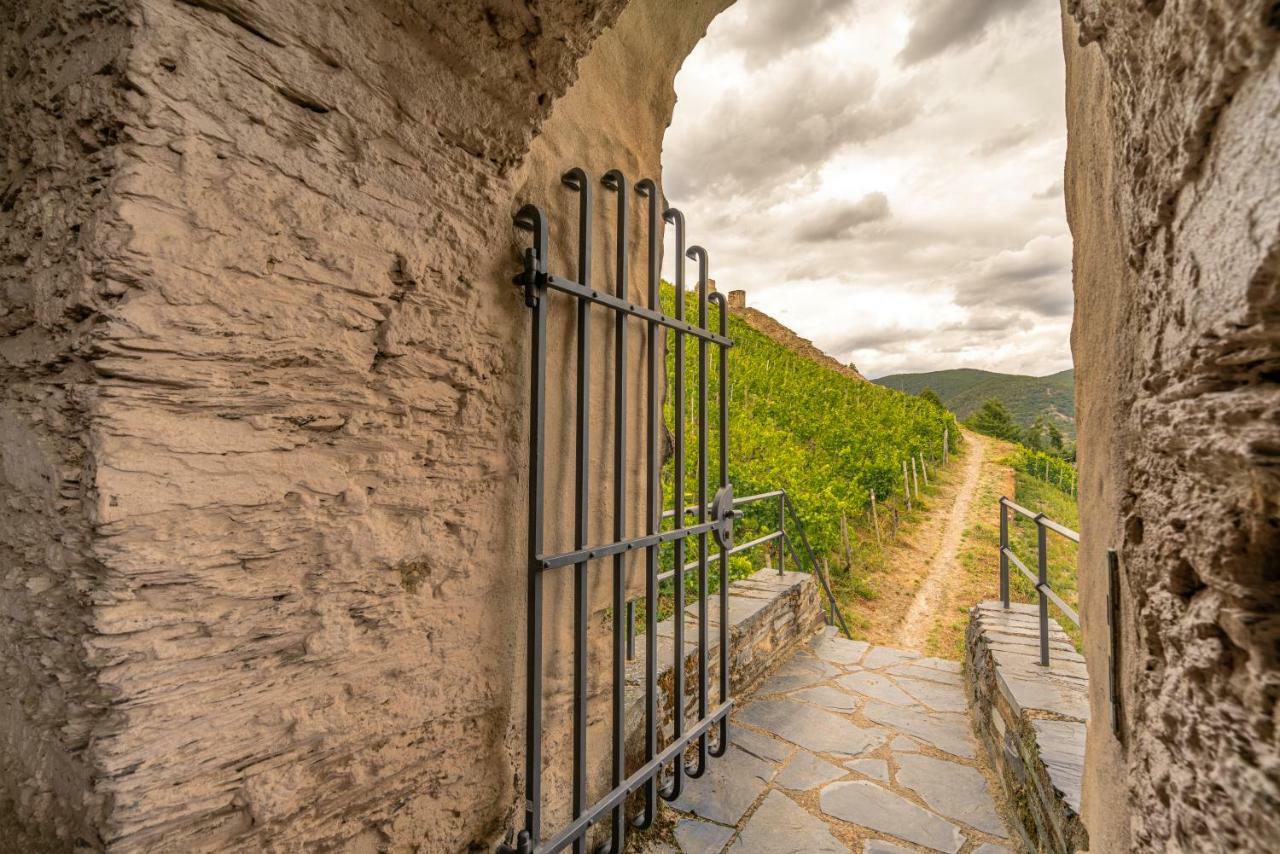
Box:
(661, 206), (687, 802)
(514, 203), (549, 848)
(688, 245), (711, 778)
(710, 290), (731, 758)
(564, 167), (592, 854)
(635, 176), (661, 833)
(504, 169), (734, 854)
(601, 168), (627, 854)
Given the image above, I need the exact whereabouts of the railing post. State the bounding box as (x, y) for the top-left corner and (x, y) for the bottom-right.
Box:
(1036, 513), (1049, 666)
(999, 498), (1010, 609)
(778, 492), (786, 575)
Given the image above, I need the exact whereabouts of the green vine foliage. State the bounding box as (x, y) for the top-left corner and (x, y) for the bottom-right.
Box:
(1008, 445), (1077, 494)
(660, 284), (959, 576)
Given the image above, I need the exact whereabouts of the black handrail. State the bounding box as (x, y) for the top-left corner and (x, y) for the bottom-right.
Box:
(625, 488), (853, 658)
(782, 493), (852, 638)
(998, 496), (1080, 666)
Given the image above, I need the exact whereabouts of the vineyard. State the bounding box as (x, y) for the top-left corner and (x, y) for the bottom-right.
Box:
(1008, 445), (1078, 495)
(658, 285), (959, 601)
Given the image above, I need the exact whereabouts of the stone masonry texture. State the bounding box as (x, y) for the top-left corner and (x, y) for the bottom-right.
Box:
(966, 603), (1089, 853)
(1, 0), (1277, 851)
(1061, 2), (1280, 850)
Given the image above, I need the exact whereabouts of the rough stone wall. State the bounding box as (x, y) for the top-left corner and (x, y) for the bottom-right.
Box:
(2, 0), (634, 850)
(0, 1), (134, 849)
(966, 603), (1089, 853)
(1061, 2), (1280, 850)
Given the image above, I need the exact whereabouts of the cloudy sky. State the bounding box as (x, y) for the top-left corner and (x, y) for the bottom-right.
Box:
(661, 0), (1072, 379)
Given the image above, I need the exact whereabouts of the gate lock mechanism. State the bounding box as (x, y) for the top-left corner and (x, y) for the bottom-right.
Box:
(711, 484), (736, 550)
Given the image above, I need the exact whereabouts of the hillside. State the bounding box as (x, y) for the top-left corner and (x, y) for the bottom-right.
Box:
(664, 287), (958, 566)
(873, 368), (1075, 438)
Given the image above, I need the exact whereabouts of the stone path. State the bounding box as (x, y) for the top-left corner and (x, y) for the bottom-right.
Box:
(648, 630), (1015, 853)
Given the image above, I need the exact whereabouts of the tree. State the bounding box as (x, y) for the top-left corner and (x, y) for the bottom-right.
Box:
(966, 398), (1021, 443)
(1024, 416), (1047, 451)
(1046, 422), (1065, 453)
(918, 387), (944, 409)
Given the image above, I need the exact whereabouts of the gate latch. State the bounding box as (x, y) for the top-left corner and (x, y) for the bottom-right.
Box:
(711, 484), (735, 550)
(512, 246), (544, 308)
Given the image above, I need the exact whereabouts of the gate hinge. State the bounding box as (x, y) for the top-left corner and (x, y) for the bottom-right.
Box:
(711, 484), (735, 550)
(512, 247), (546, 308)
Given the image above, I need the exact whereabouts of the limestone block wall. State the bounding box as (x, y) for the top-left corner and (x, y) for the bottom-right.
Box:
(1061, 2), (1280, 850)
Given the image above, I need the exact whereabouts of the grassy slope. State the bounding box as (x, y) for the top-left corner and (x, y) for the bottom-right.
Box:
(1007, 470), (1082, 650)
(663, 286), (959, 580)
(874, 367), (1076, 438)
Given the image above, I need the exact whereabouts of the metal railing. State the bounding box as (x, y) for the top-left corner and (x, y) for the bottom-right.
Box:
(998, 496), (1080, 666)
(626, 488), (851, 655)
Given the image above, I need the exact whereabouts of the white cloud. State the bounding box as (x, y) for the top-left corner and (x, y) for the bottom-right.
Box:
(661, 0), (1072, 378)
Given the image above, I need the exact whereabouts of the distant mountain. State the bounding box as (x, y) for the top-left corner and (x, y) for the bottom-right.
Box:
(873, 368), (1075, 438)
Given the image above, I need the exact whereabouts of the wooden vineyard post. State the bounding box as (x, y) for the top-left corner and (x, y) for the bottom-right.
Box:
(943, 427), (949, 466)
(920, 453), (929, 487)
(911, 456), (920, 500)
(891, 505), (900, 541)
(870, 489), (881, 545)
(903, 460), (912, 511)
(840, 510), (853, 572)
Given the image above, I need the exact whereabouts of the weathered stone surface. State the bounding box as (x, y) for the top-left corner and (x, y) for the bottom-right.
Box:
(731, 725), (794, 764)
(1060, 4), (1280, 849)
(675, 817), (735, 854)
(728, 790), (845, 854)
(739, 699), (886, 756)
(811, 636), (870, 666)
(967, 603), (1089, 853)
(864, 703), (974, 759)
(836, 672), (914, 706)
(896, 676), (967, 713)
(670, 746), (775, 826)
(894, 753), (1007, 837)
(864, 842), (913, 854)
(4, 1), (1275, 851)
(890, 736), (921, 752)
(972, 845), (1013, 854)
(775, 751), (848, 791)
(758, 656), (840, 695)
(862, 647), (921, 669)
(1033, 720), (1086, 814)
(914, 657), (962, 674)
(995, 661), (1090, 722)
(793, 685), (859, 713)
(887, 663), (964, 687)
(821, 780), (964, 853)
(845, 758), (889, 783)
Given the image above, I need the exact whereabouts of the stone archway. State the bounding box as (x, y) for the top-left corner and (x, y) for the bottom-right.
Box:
(526, 2), (1279, 849)
(0, 1), (1275, 851)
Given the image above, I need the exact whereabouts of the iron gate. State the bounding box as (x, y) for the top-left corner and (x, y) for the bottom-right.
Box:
(501, 168), (735, 854)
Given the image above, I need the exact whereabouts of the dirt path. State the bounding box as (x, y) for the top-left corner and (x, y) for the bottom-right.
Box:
(838, 430), (1017, 658)
(894, 432), (988, 649)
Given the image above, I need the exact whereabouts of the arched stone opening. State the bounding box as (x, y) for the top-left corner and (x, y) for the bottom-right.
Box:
(0, 1), (1275, 851)
(526, 2), (1279, 850)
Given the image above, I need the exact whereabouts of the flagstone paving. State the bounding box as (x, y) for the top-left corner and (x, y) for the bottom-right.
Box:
(649, 630), (1016, 853)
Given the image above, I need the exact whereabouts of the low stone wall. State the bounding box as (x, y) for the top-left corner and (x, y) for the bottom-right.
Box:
(965, 602), (1089, 853)
(625, 569), (825, 786)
